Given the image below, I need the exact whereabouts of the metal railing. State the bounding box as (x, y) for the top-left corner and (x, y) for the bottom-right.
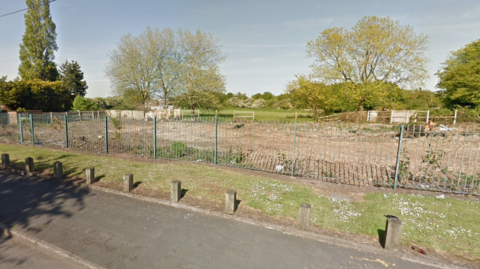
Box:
(1, 113), (478, 194)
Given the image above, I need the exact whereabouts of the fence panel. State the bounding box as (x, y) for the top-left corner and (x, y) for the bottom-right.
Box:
(398, 125), (479, 193)
(2, 112), (479, 194)
(31, 114), (66, 148)
(0, 113), (20, 144)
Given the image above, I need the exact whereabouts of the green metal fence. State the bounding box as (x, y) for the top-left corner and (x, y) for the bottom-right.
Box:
(1, 112), (479, 194)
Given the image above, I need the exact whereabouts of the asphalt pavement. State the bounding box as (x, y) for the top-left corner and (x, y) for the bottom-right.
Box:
(0, 235), (85, 269)
(0, 170), (443, 269)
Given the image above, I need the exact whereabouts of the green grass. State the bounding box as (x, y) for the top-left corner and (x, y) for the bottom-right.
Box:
(1, 143), (479, 264)
(200, 107), (314, 122)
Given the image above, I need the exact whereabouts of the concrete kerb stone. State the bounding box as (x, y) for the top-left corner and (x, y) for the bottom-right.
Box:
(0, 222), (105, 269)
(0, 169), (466, 269)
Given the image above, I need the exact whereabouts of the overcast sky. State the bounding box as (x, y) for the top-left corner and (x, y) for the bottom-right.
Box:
(1, 0), (479, 98)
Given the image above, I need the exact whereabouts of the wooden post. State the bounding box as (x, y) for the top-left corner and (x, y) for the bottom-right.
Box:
(426, 110), (430, 123)
(225, 190), (236, 214)
(384, 216), (403, 250)
(453, 109), (458, 125)
(53, 162), (63, 179)
(171, 181), (181, 202)
(1, 154), (10, 169)
(85, 167), (95, 184)
(25, 157), (34, 174)
(298, 203), (311, 230)
(123, 173), (133, 192)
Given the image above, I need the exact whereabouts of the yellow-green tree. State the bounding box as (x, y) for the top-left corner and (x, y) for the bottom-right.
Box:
(306, 16), (429, 110)
(175, 29), (226, 112)
(286, 75), (339, 116)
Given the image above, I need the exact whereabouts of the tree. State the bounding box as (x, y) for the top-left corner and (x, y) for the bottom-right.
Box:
(436, 39), (480, 108)
(18, 0), (58, 81)
(105, 27), (178, 107)
(72, 96), (98, 111)
(0, 79), (68, 111)
(59, 60), (88, 103)
(286, 75), (341, 116)
(306, 16), (429, 89)
(174, 29), (226, 112)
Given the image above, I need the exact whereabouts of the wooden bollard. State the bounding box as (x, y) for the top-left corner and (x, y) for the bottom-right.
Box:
(123, 173), (133, 192)
(171, 181), (181, 202)
(384, 216), (403, 250)
(225, 190), (236, 214)
(53, 162), (63, 178)
(25, 157), (34, 174)
(85, 167), (95, 184)
(299, 203), (311, 230)
(1, 154), (10, 169)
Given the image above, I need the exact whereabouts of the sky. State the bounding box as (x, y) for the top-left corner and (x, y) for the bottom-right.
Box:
(0, 0), (479, 98)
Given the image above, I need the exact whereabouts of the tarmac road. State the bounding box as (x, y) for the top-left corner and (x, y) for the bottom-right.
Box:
(0, 170), (444, 269)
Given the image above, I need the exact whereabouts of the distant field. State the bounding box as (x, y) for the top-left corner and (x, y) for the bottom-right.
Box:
(199, 107), (314, 122)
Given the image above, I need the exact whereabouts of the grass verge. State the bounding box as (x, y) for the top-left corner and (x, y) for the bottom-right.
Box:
(1, 144), (479, 265)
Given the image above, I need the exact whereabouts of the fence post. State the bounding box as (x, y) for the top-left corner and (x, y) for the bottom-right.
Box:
(64, 115), (69, 148)
(384, 216), (403, 250)
(53, 161), (63, 179)
(85, 167), (95, 184)
(299, 203), (311, 230)
(154, 116), (157, 159)
(1, 154), (10, 169)
(225, 190), (236, 214)
(171, 180), (181, 202)
(453, 109), (458, 125)
(105, 116), (108, 154)
(393, 125), (405, 190)
(123, 173), (133, 192)
(214, 115), (218, 164)
(25, 157), (34, 174)
(29, 114), (34, 145)
(19, 114), (23, 144)
(291, 121), (297, 177)
(426, 110), (430, 123)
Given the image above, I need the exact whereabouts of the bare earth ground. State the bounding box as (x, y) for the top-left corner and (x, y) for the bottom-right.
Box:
(4, 144), (479, 268)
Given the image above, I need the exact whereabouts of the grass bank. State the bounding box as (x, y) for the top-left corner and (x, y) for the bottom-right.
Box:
(1, 144), (479, 265)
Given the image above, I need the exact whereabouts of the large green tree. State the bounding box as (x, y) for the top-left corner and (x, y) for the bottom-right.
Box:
(306, 16), (429, 88)
(18, 0), (58, 81)
(436, 39), (480, 108)
(59, 60), (88, 103)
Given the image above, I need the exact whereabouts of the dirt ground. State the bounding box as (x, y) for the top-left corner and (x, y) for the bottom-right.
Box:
(3, 144), (479, 268)
(3, 119), (479, 194)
